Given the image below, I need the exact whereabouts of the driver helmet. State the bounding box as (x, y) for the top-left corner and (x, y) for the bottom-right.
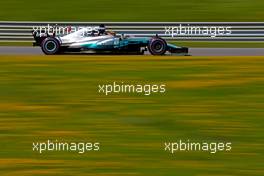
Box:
(98, 24), (106, 35)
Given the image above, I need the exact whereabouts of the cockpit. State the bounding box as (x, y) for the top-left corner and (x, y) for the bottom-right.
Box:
(73, 26), (115, 37)
(59, 25), (116, 44)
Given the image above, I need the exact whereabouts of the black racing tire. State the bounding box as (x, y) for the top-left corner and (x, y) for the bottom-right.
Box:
(41, 37), (60, 55)
(148, 38), (167, 55)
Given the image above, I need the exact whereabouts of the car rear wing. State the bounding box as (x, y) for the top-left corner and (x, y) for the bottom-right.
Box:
(32, 30), (56, 46)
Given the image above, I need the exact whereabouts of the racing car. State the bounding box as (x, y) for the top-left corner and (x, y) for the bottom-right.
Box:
(33, 25), (188, 55)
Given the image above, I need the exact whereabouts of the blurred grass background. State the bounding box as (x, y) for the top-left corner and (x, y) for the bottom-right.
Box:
(0, 55), (263, 176)
(0, 0), (264, 21)
(1, 0), (264, 47)
(0, 0), (264, 174)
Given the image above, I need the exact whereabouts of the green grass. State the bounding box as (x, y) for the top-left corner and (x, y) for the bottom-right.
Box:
(0, 55), (263, 176)
(1, 0), (264, 21)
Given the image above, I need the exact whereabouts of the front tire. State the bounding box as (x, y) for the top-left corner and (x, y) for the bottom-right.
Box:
(148, 38), (167, 55)
(41, 37), (60, 55)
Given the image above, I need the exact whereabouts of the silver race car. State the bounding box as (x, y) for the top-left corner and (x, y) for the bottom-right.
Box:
(33, 24), (188, 55)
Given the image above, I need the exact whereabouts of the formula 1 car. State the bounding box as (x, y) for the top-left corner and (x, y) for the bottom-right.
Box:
(33, 25), (188, 55)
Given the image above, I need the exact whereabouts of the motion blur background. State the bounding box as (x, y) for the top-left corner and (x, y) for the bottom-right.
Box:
(0, 0), (264, 21)
(0, 1), (263, 176)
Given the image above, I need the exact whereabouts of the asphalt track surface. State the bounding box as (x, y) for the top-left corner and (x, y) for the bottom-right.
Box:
(1, 47), (264, 56)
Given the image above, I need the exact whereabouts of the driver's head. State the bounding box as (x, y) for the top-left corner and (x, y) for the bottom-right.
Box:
(98, 24), (106, 35)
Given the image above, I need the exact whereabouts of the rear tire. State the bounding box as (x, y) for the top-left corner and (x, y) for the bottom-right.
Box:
(41, 37), (60, 55)
(148, 38), (167, 55)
